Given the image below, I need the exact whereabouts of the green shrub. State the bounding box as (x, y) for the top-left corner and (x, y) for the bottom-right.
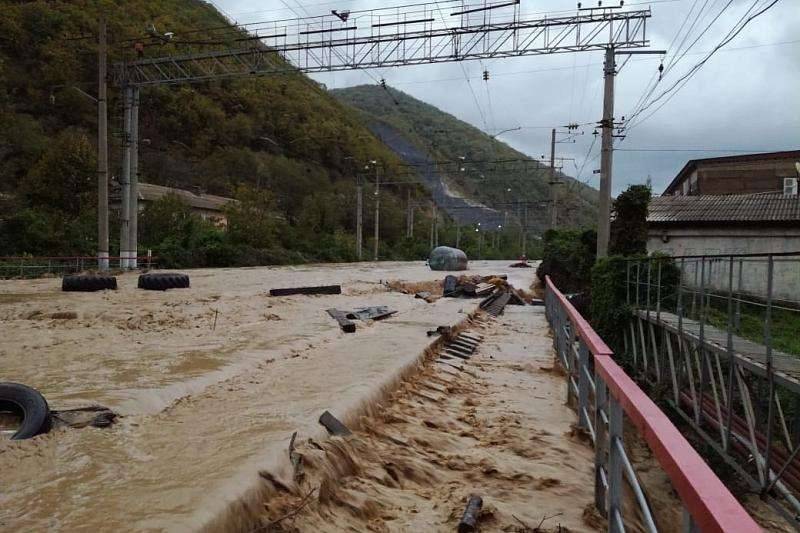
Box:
(536, 228), (596, 293)
(591, 253), (679, 356)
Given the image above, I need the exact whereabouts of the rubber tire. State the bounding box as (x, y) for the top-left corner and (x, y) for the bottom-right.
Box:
(138, 273), (190, 291)
(0, 382), (51, 440)
(62, 275), (117, 292)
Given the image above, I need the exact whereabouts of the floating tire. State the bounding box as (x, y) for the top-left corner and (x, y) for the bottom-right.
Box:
(138, 272), (190, 291)
(62, 275), (117, 292)
(0, 382), (52, 440)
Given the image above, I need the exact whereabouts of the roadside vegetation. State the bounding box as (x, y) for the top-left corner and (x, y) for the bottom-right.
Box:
(0, 1), (429, 264)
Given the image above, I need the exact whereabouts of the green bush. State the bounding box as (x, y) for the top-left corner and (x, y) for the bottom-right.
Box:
(536, 228), (596, 293)
(591, 254), (679, 356)
(609, 184), (651, 257)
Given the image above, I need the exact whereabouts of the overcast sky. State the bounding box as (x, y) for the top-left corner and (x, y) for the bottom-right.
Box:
(215, 0), (799, 195)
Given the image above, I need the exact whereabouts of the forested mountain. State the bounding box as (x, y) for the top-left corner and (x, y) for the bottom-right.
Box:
(0, 1), (596, 265)
(333, 85), (599, 235)
(0, 0), (433, 264)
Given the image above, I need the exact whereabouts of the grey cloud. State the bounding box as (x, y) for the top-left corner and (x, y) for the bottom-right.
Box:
(220, 0), (800, 195)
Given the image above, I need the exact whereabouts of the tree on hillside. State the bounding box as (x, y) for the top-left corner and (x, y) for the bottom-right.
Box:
(22, 129), (95, 215)
(225, 185), (280, 249)
(609, 184), (651, 257)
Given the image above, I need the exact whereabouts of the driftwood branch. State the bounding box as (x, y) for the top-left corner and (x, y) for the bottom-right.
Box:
(252, 487), (317, 532)
(288, 431), (304, 481)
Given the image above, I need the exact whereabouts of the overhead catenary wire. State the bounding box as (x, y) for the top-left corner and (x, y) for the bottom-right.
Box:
(624, 0), (783, 133)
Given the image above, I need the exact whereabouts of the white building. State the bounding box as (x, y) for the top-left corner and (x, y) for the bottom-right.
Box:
(647, 194), (800, 302)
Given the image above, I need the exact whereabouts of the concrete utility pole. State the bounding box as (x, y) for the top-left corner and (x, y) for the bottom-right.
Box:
(356, 176), (363, 260)
(128, 88), (140, 269)
(373, 166), (380, 261)
(97, 18), (109, 271)
(550, 128), (557, 230)
(429, 215), (434, 248)
(595, 47), (665, 258)
(119, 87), (133, 269)
(406, 190), (413, 238)
(597, 46), (615, 259)
(455, 225), (461, 249)
(433, 203), (439, 247)
(522, 203), (528, 257)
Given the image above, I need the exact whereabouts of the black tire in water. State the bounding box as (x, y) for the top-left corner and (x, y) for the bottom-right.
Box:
(138, 272), (190, 291)
(0, 382), (52, 440)
(62, 275), (117, 292)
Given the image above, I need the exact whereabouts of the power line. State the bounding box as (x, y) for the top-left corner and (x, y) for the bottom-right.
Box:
(615, 148), (783, 152)
(624, 0), (783, 133)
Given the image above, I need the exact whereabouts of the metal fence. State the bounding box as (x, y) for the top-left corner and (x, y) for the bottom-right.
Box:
(545, 275), (760, 533)
(0, 256), (157, 279)
(624, 252), (800, 525)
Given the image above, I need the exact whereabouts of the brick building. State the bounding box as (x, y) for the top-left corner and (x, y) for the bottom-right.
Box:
(663, 150), (800, 197)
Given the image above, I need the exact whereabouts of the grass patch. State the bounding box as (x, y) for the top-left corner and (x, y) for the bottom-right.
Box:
(705, 303), (800, 357)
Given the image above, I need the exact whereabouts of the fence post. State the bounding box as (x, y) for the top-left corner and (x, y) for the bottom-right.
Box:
(763, 254), (776, 492)
(735, 259), (743, 331)
(578, 340), (590, 429)
(656, 259), (662, 324)
(594, 375), (609, 518)
(682, 507), (699, 533)
(626, 261), (631, 306)
(697, 257), (707, 418)
(724, 255), (736, 452)
(646, 259), (652, 322)
(608, 395), (624, 532)
(567, 317), (577, 406)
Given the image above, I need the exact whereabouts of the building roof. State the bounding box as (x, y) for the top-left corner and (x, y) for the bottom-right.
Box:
(663, 150), (800, 195)
(136, 183), (232, 211)
(648, 194), (800, 226)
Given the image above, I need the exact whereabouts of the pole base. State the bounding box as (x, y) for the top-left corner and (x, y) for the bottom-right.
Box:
(97, 252), (109, 272)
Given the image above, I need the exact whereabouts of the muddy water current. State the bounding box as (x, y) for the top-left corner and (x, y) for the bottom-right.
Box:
(0, 261), (537, 531)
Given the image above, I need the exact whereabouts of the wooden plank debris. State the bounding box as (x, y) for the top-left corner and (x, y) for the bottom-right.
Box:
(346, 306), (397, 321)
(318, 410), (352, 436)
(270, 284), (341, 296)
(326, 308), (356, 333)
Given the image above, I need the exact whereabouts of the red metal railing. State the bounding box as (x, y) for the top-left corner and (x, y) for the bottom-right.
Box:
(545, 275), (760, 533)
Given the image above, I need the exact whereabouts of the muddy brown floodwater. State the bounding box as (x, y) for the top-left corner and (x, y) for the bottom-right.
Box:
(0, 261), (538, 531)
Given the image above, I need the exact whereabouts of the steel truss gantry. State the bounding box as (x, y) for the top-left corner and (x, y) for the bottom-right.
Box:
(104, 1), (651, 268)
(113, 6), (650, 86)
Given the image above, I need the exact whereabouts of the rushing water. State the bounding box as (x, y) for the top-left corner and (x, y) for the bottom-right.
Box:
(0, 261), (537, 530)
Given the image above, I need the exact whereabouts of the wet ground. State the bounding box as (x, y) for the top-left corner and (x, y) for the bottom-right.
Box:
(0, 260), (539, 531)
(246, 306), (602, 532)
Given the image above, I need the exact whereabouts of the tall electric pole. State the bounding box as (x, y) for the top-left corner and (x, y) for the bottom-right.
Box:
(373, 165), (380, 261)
(433, 203), (438, 247)
(119, 87), (133, 269)
(128, 88), (140, 269)
(596, 46), (615, 259)
(97, 18), (109, 271)
(406, 190), (413, 238)
(522, 203), (528, 257)
(355, 176), (363, 260)
(549, 128), (557, 230)
(595, 46), (665, 258)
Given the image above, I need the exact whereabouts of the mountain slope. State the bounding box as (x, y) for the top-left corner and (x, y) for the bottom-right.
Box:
(0, 0), (428, 262)
(333, 85), (599, 235)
